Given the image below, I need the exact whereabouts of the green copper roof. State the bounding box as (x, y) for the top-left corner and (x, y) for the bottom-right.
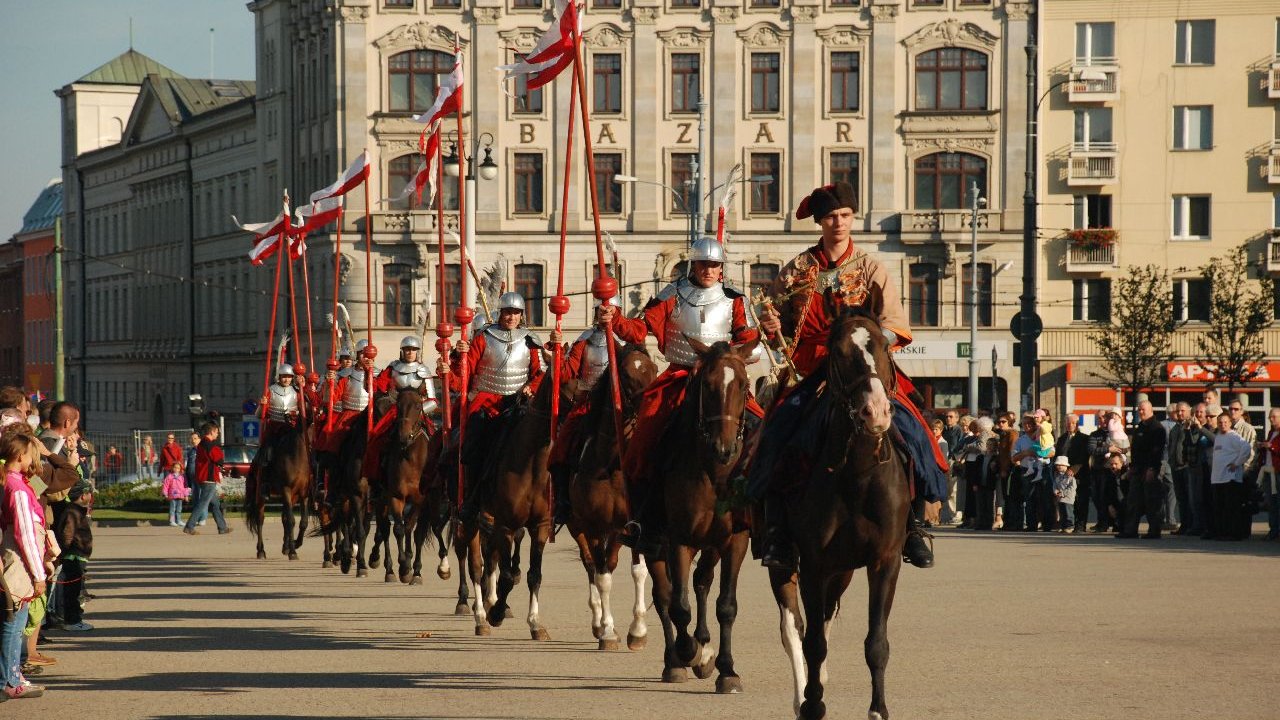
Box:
(76, 49), (183, 85)
(19, 181), (63, 235)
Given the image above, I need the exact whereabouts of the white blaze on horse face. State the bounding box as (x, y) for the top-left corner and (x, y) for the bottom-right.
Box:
(850, 326), (892, 432)
(849, 327), (876, 369)
(721, 365), (736, 395)
(779, 604), (806, 716)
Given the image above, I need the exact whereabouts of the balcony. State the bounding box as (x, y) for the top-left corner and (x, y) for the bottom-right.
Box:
(1067, 142), (1118, 185)
(1268, 237), (1280, 275)
(1064, 229), (1118, 273)
(1269, 144), (1280, 184)
(1067, 60), (1119, 102)
(898, 209), (1005, 244)
(1269, 59), (1280, 100)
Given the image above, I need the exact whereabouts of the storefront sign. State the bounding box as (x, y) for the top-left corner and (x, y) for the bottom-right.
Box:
(894, 340), (1008, 361)
(1166, 362), (1280, 383)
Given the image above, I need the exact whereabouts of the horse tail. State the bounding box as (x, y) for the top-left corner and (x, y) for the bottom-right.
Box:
(245, 472), (264, 537)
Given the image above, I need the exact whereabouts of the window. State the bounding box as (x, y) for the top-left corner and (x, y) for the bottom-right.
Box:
(830, 52), (860, 113)
(514, 264), (545, 326)
(1173, 278), (1211, 322)
(513, 54), (543, 114)
(914, 48), (988, 111)
(750, 53), (781, 113)
(385, 0), (412, 6)
(1173, 106), (1213, 150)
(914, 152), (987, 210)
(670, 153), (696, 214)
(388, 50), (454, 113)
(1074, 22), (1115, 63)
(670, 0), (699, 7)
(594, 153), (624, 215)
(751, 0), (780, 7)
(908, 263), (940, 327)
(383, 263), (413, 326)
(750, 153), (781, 214)
(593, 54), (622, 114)
(1175, 20), (1215, 65)
(389, 155), (456, 210)
(1172, 195), (1210, 239)
(830, 152), (859, 211)
(961, 262), (993, 327)
(1073, 195), (1113, 229)
(750, 263), (779, 299)
(1273, 192), (1280, 229)
(513, 154), (545, 214)
(433, 0), (461, 7)
(513, 0), (541, 7)
(671, 54), (701, 113)
(441, 264), (462, 319)
(1073, 107), (1112, 149)
(1072, 279), (1111, 323)
(829, 0), (858, 6)
(594, 0), (621, 6)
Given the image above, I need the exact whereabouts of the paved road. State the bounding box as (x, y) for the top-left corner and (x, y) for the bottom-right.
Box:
(24, 520), (1280, 719)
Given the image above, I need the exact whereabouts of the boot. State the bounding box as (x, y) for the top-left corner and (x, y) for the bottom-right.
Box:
(551, 465), (572, 526)
(625, 483), (664, 557)
(760, 495), (797, 571)
(903, 504), (935, 568)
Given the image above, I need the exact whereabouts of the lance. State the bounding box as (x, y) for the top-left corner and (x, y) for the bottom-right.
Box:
(261, 191), (289, 423)
(453, 65), (474, 513)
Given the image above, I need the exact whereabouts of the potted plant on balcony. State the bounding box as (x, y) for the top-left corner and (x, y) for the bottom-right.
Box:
(1067, 228), (1117, 250)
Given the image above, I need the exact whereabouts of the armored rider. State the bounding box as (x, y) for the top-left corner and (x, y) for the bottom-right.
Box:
(754, 181), (945, 570)
(360, 335), (440, 483)
(249, 363), (301, 486)
(314, 339), (377, 455)
(611, 237), (763, 552)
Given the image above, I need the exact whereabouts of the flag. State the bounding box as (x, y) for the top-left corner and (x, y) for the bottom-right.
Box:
(715, 163), (743, 244)
(309, 151), (370, 204)
(412, 51), (464, 129)
(232, 209), (288, 240)
(496, 0), (577, 92)
(242, 196), (300, 266)
(294, 196), (343, 235)
(381, 156), (433, 209)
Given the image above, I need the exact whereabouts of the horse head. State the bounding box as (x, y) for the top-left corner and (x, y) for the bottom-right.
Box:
(687, 336), (758, 466)
(617, 344), (657, 414)
(395, 387), (426, 449)
(826, 308), (895, 436)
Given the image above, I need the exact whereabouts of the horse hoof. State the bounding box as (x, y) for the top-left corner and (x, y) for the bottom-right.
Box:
(486, 608), (507, 628)
(531, 627), (551, 641)
(597, 636), (620, 651)
(400, 572), (413, 584)
(356, 568), (368, 578)
(322, 560), (334, 569)
(437, 567), (451, 580)
(661, 667), (688, 684)
(504, 607), (514, 619)
(454, 603), (471, 616)
(715, 675), (743, 694)
(592, 625), (605, 640)
(256, 551), (267, 560)
(799, 699), (826, 720)
(511, 571), (523, 585)
(475, 625), (491, 637)
(288, 552), (298, 561)
(369, 558), (381, 569)
(340, 558), (352, 574)
(626, 633), (648, 652)
(410, 575), (423, 586)
(693, 648), (718, 680)
(384, 573), (396, 583)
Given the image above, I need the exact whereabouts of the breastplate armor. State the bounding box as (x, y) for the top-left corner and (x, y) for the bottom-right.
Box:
(341, 367), (374, 411)
(268, 384), (299, 422)
(390, 360), (430, 391)
(473, 326), (534, 396)
(661, 278), (735, 367)
(578, 328), (621, 390)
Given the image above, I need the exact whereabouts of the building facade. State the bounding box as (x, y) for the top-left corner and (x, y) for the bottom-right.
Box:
(1038, 0), (1280, 422)
(13, 181), (62, 395)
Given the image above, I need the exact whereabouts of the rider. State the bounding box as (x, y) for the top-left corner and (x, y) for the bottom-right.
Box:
(448, 292), (547, 520)
(546, 293), (625, 525)
(313, 339), (377, 456)
(611, 237), (763, 552)
(360, 335), (440, 484)
(755, 181), (944, 570)
(249, 364), (301, 486)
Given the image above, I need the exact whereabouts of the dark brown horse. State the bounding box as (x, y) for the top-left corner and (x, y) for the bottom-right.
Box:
(569, 344), (657, 651)
(373, 386), (443, 585)
(246, 419), (313, 561)
(320, 412), (376, 577)
(768, 309), (908, 720)
(647, 338), (758, 693)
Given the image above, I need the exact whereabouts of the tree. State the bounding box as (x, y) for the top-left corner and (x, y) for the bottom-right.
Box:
(1194, 243), (1276, 392)
(1089, 264), (1183, 419)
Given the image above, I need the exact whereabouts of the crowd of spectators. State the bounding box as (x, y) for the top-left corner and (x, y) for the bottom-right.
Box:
(935, 389), (1280, 543)
(0, 387), (99, 701)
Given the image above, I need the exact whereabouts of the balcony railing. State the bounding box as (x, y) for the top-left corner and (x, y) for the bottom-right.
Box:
(1269, 148), (1280, 184)
(1065, 241), (1117, 272)
(1269, 60), (1280, 100)
(1268, 237), (1280, 274)
(1067, 142), (1118, 185)
(1067, 62), (1119, 101)
(900, 209), (1001, 237)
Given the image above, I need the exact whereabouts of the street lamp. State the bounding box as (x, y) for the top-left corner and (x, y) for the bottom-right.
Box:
(443, 131), (497, 318)
(613, 174), (698, 247)
(968, 181), (985, 415)
(1020, 45), (1109, 412)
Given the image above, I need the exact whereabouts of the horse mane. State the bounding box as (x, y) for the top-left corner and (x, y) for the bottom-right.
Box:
(583, 344), (647, 427)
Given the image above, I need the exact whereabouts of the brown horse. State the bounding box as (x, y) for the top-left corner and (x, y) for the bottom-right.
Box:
(372, 386), (444, 585)
(318, 411), (376, 577)
(767, 309), (909, 720)
(569, 344), (657, 651)
(646, 338), (758, 693)
(246, 419), (313, 561)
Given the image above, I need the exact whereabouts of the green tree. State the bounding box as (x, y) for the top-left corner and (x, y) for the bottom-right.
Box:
(1195, 243), (1276, 392)
(1089, 264), (1183, 418)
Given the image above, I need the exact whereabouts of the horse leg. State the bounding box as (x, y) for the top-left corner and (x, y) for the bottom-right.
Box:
(368, 500), (385, 570)
(468, 530), (490, 635)
(409, 508), (428, 585)
(254, 500), (266, 560)
(294, 491), (309, 551)
(798, 570), (831, 720)
(627, 545), (650, 651)
(593, 537), (620, 650)
(712, 532), (748, 694)
(574, 532), (604, 641)
(485, 528), (516, 628)
(821, 572), (853, 687)
(435, 514), (452, 580)
(282, 495), (298, 560)
(646, 553), (685, 683)
(865, 561), (902, 720)
(453, 521), (472, 615)
(353, 500), (371, 578)
(525, 525), (550, 641)
(666, 543), (699, 669)
(772, 569), (806, 717)
(690, 548), (719, 679)
(509, 527), (525, 586)
(389, 498), (409, 583)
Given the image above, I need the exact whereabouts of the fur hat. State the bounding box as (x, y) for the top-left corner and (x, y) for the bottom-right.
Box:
(796, 182), (857, 222)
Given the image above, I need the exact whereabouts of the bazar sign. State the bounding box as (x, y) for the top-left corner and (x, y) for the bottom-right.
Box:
(1167, 362), (1280, 382)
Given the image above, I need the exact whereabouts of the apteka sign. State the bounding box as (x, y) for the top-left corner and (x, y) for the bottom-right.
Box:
(1167, 362), (1280, 382)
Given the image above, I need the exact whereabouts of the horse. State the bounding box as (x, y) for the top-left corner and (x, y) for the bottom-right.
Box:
(568, 344), (657, 651)
(245, 418), (313, 561)
(646, 338), (759, 693)
(767, 308), (909, 720)
(316, 411), (376, 577)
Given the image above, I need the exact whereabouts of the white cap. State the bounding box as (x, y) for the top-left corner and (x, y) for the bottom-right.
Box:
(1054, 456), (1070, 468)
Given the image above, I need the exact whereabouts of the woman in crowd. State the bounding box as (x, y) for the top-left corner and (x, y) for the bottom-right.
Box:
(138, 436), (157, 480)
(1, 425), (50, 699)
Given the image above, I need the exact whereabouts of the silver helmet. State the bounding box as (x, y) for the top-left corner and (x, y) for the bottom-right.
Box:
(355, 339), (369, 353)
(688, 237), (726, 264)
(400, 335), (423, 350)
(595, 293), (622, 309)
(337, 345), (353, 360)
(276, 363), (295, 377)
(498, 292), (526, 312)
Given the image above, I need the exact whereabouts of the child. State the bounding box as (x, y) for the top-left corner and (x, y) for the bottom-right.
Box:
(54, 480), (93, 632)
(1033, 409), (1055, 460)
(162, 462), (189, 527)
(0, 427), (49, 698)
(1052, 455), (1077, 534)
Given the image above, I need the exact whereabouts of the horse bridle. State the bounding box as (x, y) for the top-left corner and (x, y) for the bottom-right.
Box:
(824, 323), (897, 471)
(695, 366), (748, 462)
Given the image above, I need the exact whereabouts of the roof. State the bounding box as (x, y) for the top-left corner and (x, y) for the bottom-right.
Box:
(149, 77), (256, 123)
(75, 49), (183, 85)
(18, 181), (63, 235)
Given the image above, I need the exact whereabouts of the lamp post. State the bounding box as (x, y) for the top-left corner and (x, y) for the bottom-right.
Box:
(443, 132), (499, 305)
(968, 180), (985, 415)
(613, 172), (774, 249)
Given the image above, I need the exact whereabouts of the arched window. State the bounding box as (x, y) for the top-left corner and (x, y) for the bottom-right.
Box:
(914, 152), (987, 210)
(388, 49), (454, 112)
(383, 263), (414, 326)
(387, 154), (457, 210)
(914, 48), (988, 111)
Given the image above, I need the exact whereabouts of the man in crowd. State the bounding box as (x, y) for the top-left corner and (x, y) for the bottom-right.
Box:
(160, 433), (184, 481)
(1168, 403), (1193, 535)
(183, 422), (231, 536)
(1119, 400), (1166, 539)
(941, 409), (965, 525)
(1087, 410), (1115, 532)
(1056, 414), (1092, 532)
(1209, 412), (1251, 541)
(1189, 403), (1216, 539)
(1257, 408), (1280, 541)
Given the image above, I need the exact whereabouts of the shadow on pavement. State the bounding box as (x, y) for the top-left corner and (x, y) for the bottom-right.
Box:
(933, 526), (1280, 558)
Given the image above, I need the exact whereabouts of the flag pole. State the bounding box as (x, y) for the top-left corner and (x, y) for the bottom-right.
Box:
(326, 206), (343, 433)
(431, 132), (454, 440)
(453, 58), (474, 512)
(549, 60), (579, 444)
(261, 192), (289, 423)
(284, 211), (308, 429)
(364, 160), (376, 439)
(300, 238), (316, 375)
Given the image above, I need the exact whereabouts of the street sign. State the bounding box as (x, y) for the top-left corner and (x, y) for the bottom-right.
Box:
(1009, 312), (1043, 340)
(957, 342), (972, 358)
(242, 400), (258, 414)
(241, 416), (260, 445)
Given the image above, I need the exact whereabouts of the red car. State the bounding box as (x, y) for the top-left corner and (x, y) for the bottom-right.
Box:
(220, 445), (256, 479)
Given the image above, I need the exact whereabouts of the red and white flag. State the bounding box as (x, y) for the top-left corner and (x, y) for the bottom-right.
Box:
(294, 196), (343, 235)
(309, 151), (370, 204)
(381, 154), (434, 209)
(715, 163), (743, 244)
(241, 196), (305, 266)
(496, 0), (578, 92)
(413, 51), (464, 129)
